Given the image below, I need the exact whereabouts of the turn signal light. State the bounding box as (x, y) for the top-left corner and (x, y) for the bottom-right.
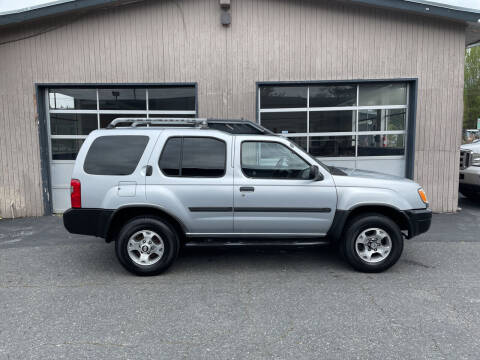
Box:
(418, 188), (428, 204)
(71, 179), (81, 208)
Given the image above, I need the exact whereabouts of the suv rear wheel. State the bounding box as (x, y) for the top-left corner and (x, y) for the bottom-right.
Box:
(341, 213), (403, 273)
(115, 217), (180, 276)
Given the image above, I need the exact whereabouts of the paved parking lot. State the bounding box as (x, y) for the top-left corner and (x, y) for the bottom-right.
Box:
(0, 197), (480, 359)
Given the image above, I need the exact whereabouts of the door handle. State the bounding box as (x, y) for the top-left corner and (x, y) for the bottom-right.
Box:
(239, 186), (255, 192)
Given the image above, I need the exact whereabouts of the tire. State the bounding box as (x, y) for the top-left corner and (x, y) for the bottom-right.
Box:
(341, 213), (403, 273)
(115, 216), (180, 276)
(460, 189), (480, 200)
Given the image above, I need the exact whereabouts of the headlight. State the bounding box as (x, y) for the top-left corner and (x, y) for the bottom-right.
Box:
(418, 188), (428, 205)
(472, 153), (480, 167)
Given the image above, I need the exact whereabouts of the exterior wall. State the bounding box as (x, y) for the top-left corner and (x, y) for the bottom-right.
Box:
(0, 0), (466, 217)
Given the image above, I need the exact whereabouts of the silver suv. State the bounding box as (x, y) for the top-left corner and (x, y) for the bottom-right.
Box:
(63, 118), (431, 275)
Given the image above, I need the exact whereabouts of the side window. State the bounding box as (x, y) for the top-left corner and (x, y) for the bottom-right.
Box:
(84, 135), (149, 175)
(241, 141), (311, 180)
(159, 137), (181, 176)
(159, 137), (226, 177)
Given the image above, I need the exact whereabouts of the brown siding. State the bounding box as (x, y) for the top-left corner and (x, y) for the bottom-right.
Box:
(0, 0), (466, 216)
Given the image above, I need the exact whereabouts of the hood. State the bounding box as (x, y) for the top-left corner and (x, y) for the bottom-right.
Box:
(461, 142), (480, 152)
(329, 166), (426, 210)
(331, 166), (413, 182)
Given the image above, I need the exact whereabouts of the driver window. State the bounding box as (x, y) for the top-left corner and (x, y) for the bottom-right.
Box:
(241, 141), (311, 179)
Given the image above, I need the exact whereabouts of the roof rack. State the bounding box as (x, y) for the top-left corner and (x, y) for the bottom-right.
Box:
(107, 117), (208, 129)
(106, 117), (274, 135)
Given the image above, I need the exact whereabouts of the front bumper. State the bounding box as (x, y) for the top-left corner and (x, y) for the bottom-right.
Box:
(402, 209), (432, 238)
(459, 166), (480, 186)
(459, 183), (480, 194)
(63, 208), (114, 238)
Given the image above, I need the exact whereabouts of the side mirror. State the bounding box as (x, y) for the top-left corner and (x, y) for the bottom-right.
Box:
(310, 165), (323, 181)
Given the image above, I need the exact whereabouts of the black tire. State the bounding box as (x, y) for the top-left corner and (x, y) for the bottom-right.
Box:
(115, 216), (180, 276)
(341, 213), (403, 273)
(460, 189), (480, 200)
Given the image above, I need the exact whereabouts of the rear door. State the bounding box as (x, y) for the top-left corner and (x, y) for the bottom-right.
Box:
(233, 137), (337, 236)
(146, 131), (234, 235)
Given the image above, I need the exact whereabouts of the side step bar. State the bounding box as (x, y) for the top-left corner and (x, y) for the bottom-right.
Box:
(184, 240), (330, 247)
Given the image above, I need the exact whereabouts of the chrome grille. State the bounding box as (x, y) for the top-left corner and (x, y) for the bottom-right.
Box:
(460, 150), (472, 170)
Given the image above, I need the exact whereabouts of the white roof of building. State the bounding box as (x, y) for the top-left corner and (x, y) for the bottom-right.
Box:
(0, 0), (479, 44)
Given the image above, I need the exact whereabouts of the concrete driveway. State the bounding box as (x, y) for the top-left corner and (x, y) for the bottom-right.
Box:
(0, 197), (479, 359)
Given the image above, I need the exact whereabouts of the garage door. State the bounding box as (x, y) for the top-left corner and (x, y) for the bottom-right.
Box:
(46, 85), (197, 213)
(257, 82), (410, 177)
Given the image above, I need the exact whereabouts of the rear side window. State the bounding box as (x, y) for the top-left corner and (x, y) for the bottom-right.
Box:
(158, 137), (181, 176)
(84, 135), (149, 175)
(159, 137), (226, 177)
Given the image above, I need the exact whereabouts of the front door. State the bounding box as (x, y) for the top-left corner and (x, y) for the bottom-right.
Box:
(233, 137), (337, 236)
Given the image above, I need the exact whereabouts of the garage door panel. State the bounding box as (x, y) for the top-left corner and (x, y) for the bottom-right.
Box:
(46, 86), (197, 213)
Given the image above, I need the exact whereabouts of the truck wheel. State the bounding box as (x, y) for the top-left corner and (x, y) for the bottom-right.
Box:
(341, 213), (403, 273)
(459, 189), (480, 200)
(115, 217), (180, 276)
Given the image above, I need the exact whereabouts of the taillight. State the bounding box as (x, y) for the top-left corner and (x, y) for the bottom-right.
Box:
(70, 179), (81, 208)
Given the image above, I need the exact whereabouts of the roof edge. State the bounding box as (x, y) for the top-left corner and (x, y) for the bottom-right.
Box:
(349, 0), (480, 22)
(0, 0), (127, 26)
(0, 0), (479, 28)
(0, 0), (75, 17)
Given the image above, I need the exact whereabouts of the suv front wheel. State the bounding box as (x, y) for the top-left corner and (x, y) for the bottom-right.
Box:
(115, 216), (180, 276)
(341, 213), (404, 273)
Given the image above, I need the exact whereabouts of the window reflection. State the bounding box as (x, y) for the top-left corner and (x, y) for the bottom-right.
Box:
(51, 139), (84, 160)
(98, 88), (146, 110)
(309, 85), (356, 107)
(288, 137), (308, 151)
(100, 114), (146, 128)
(149, 87), (195, 111)
(49, 89), (97, 110)
(309, 136), (356, 157)
(261, 112), (307, 134)
(358, 134), (405, 156)
(358, 109), (406, 131)
(260, 86), (307, 109)
(309, 111), (355, 133)
(50, 114), (98, 135)
(358, 83), (407, 106)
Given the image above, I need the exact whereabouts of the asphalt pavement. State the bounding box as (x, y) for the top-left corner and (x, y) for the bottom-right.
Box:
(0, 197), (479, 359)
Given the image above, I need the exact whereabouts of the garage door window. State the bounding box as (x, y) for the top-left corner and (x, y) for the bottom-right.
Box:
(47, 86), (196, 161)
(47, 85), (197, 213)
(258, 82), (408, 159)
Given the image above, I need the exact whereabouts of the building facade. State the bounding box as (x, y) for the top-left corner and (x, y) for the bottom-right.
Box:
(0, 0), (479, 217)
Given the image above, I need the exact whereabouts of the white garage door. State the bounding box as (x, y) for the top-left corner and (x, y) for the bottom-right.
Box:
(258, 82), (410, 177)
(46, 86), (197, 213)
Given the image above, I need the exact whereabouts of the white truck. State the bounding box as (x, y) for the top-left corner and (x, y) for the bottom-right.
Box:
(459, 140), (480, 200)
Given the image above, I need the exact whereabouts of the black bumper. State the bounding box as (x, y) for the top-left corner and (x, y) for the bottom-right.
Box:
(459, 183), (480, 193)
(402, 209), (432, 238)
(63, 208), (114, 238)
